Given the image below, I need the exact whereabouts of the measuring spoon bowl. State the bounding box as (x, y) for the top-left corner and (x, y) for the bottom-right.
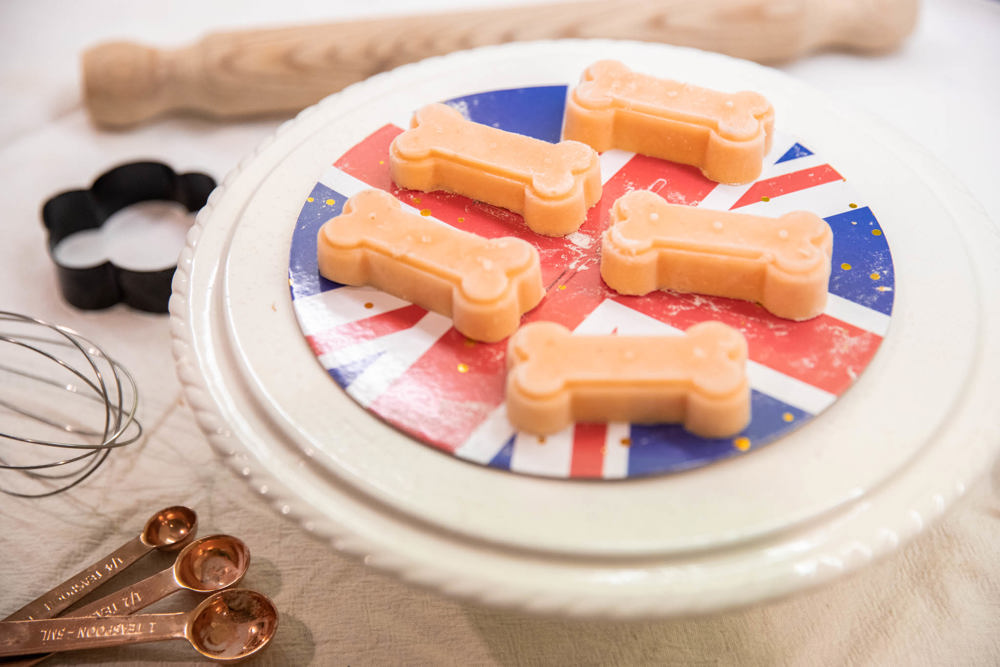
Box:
(0, 589), (278, 662)
(4, 505), (198, 621)
(187, 588), (278, 661)
(173, 533), (250, 593)
(140, 505), (198, 551)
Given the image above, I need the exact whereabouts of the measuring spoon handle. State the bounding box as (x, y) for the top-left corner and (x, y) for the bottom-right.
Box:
(3, 565), (185, 667)
(4, 536), (150, 621)
(0, 612), (186, 657)
(75, 567), (180, 619)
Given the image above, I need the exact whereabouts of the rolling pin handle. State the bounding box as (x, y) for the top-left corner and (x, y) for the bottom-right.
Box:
(82, 41), (173, 128)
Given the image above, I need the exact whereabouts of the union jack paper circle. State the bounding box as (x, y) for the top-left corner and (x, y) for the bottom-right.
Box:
(288, 85), (894, 480)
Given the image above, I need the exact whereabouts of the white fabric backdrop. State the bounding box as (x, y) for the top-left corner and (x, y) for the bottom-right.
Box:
(0, 0), (998, 664)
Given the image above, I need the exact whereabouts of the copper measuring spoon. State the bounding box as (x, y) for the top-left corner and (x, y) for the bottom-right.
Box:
(0, 588), (278, 662)
(5, 534), (250, 667)
(75, 534), (249, 616)
(4, 505), (197, 621)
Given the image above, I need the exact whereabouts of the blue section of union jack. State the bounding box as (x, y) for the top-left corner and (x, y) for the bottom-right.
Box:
(288, 86), (895, 480)
(626, 391), (810, 476)
(826, 207), (894, 315)
(289, 182), (343, 299)
(446, 85), (568, 143)
(776, 142), (814, 163)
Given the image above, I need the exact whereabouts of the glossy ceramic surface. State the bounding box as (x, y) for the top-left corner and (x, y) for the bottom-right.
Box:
(170, 40), (1000, 617)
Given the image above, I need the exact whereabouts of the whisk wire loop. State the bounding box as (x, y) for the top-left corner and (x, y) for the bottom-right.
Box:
(0, 311), (142, 497)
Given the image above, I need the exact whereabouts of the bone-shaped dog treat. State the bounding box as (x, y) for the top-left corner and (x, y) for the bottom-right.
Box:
(317, 189), (544, 342)
(390, 103), (602, 236)
(563, 60), (775, 184)
(601, 189), (833, 320)
(505, 320), (750, 437)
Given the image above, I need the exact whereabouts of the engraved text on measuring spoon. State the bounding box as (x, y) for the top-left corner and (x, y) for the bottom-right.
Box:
(4, 505), (197, 621)
(0, 589), (278, 662)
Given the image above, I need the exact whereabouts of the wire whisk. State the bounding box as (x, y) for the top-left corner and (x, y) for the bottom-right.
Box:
(0, 311), (142, 497)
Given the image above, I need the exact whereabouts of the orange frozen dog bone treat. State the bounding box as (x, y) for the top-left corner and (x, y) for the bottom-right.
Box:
(317, 189), (544, 342)
(563, 60), (775, 184)
(601, 190), (833, 321)
(505, 321), (750, 438)
(390, 103), (602, 236)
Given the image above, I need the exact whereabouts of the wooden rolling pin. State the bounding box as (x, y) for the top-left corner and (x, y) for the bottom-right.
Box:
(82, 0), (918, 128)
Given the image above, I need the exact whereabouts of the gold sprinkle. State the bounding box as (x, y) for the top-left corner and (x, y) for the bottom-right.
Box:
(870, 272), (881, 280)
(364, 302), (374, 309)
(558, 285), (567, 291)
(782, 412), (794, 423)
(760, 196), (770, 202)
(849, 202), (858, 209)
(378, 160), (385, 165)
(457, 217), (465, 223)
(620, 437), (631, 447)
(841, 263), (852, 271)
(457, 363), (469, 373)
(537, 435), (546, 445)
(325, 198), (336, 206)
(877, 285), (891, 292)
(871, 229), (883, 236)
(733, 437), (751, 451)
(413, 197), (421, 204)
(464, 338), (476, 348)
(420, 208), (432, 216)
(307, 197), (314, 203)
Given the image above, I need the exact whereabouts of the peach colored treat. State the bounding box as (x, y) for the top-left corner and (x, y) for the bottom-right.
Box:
(601, 190), (833, 321)
(390, 103), (602, 236)
(563, 60), (775, 184)
(505, 320), (750, 438)
(317, 189), (544, 343)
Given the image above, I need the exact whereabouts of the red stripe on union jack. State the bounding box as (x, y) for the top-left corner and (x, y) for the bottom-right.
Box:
(614, 291), (883, 396)
(367, 329), (508, 453)
(730, 163), (844, 209)
(306, 304), (427, 357)
(570, 423), (608, 478)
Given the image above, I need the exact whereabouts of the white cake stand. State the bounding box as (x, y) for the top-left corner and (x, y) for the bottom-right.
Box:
(170, 40), (1000, 617)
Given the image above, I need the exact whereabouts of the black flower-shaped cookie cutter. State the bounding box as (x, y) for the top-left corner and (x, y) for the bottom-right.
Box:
(42, 161), (216, 313)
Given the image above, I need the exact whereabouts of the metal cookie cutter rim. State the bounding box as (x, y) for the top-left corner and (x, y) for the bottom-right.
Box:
(41, 160), (216, 313)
